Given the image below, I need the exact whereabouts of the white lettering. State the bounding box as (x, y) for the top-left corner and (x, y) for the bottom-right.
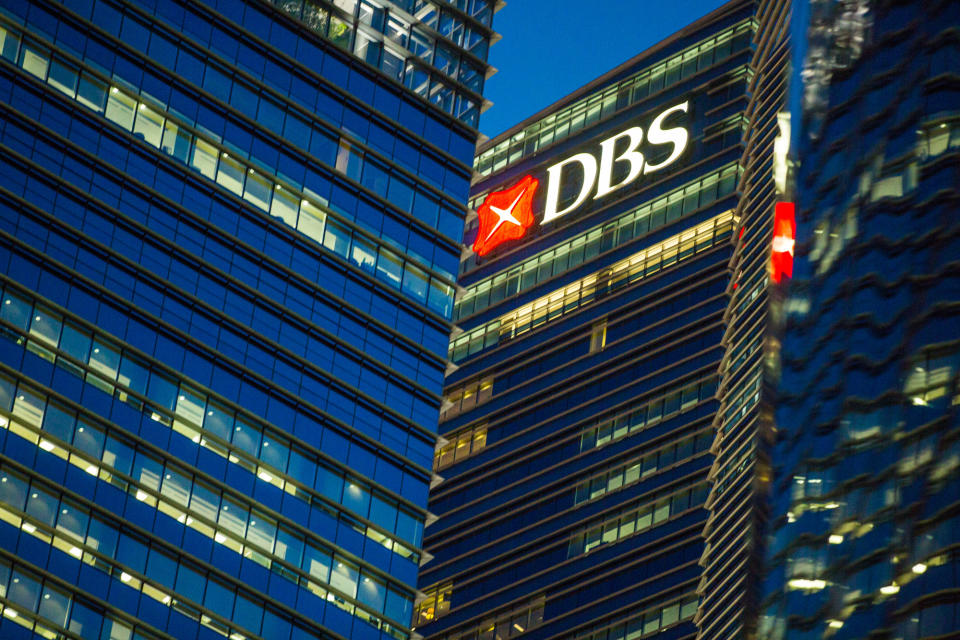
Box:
(543, 153), (598, 224)
(595, 126), (645, 200)
(644, 101), (689, 173)
(541, 101), (691, 224)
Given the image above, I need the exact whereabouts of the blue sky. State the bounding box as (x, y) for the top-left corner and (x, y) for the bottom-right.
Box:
(478, 0), (732, 138)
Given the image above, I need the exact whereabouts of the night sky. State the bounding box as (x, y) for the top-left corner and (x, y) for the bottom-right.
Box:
(478, 0), (734, 139)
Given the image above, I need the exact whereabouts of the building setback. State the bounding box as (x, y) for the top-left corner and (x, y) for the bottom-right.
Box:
(759, 0), (960, 637)
(0, 1), (496, 639)
(415, 1), (789, 638)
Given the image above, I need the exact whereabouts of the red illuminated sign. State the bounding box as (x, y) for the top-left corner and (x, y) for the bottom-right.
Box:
(771, 202), (796, 283)
(473, 175), (539, 257)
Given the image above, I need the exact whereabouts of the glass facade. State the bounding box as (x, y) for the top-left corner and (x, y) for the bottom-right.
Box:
(415, 2), (778, 639)
(0, 0), (496, 638)
(759, 1), (960, 639)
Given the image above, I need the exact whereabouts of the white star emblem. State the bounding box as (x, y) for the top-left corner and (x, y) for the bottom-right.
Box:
(772, 235), (795, 255)
(484, 188), (527, 243)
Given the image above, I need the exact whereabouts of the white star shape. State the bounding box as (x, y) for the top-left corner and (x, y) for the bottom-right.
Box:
(772, 235), (795, 255)
(484, 188), (527, 243)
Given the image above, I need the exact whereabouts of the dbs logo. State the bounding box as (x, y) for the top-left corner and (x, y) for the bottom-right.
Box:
(473, 175), (539, 256)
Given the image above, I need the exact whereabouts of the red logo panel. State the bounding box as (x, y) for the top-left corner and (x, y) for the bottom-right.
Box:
(473, 175), (539, 257)
(771, 201), (796, 283)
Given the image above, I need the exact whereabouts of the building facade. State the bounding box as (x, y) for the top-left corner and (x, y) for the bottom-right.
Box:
(0, 0), (495, 639)
(416, 2), (780, 639)
(759, 0), (960, 638)
(693, 0), (790, 637)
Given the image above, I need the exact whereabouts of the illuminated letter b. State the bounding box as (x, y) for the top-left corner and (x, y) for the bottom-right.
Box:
(595, 126), (645, 199)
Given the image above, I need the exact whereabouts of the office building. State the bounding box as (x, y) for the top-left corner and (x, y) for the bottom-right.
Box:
(759, 0), (960, 638)
(0, 0), (496, 639)
(415, 1), (789, 638)
(693, 0), (789, 637)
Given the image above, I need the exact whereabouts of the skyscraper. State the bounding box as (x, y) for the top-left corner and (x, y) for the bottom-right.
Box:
(415, 1), (788, 638)
(693, 0), (789, 637)
(0, 0), (495, 639)
(759, 0), (960, 637)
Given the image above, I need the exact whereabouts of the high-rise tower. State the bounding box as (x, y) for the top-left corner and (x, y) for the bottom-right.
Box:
(415, 2), (783, 638)
(694, 0), (790, 637)
(0, 1), (496, 639)
(760, 0), (960, 637)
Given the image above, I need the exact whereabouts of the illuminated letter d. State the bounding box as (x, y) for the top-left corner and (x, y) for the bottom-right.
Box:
(543, 153), (597, 224)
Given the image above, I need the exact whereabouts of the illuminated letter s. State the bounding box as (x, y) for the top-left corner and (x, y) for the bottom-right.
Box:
(543, 153), (598, 224)
(644, 101), (689, 174)
(594, 126), (645, 199)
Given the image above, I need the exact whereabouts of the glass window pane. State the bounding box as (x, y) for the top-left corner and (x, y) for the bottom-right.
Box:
(190, 138), (219, 179)
(297, 199), (326, 242)
(322, 220), (351, 257)
(175, 386), (206, 426)
(190, 481), (220, 522)
(218, 497), (247, 536)
(303, 543), (331, 582)
(357, 573), (386, 611)
(232, 419), (260, 457)
(402, 264), (428, 302)
(1, 291), (31, 333)
(161, 121), (191, 163)
(59, 323), (91, 368)
(8, 569), (41, 611)
(39, 586), (70, 627)
(132, 452), (163, 492)
(56, 500), (89, 542)
(88, 340), (120, 381)
(41, 403), (75, 444)
(74, 420), (105, 458)
(20, 41), (49, 79)
(376, 248), (403, 287)
(132, 103), (164, 147)
(86, 516), (118, 556)
(0, 469), (29, 511)
(26, 486), (59, 526)
(117, 355), (149, 401)
(13, 385), (45, 427)
(29, 306), (61, 346)
(271, 185), (299, 228)
(217, 153), (245, 196)
(161, 467), (192, 507)
(203, 401), (234, 441)
(247, 512), (277, 557)
(330, 558), (359, 598)
(77, 73), (107, 113)
(0, 25), (19, 62)
(275, 525), (304, 566)
(243, 169), (272, 211)
(48, 59), (78, 96)
(105, 88), (137, 130)
(103, 435), (134, 477)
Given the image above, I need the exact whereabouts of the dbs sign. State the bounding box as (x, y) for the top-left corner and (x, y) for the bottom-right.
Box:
(473, 100), (691, 256)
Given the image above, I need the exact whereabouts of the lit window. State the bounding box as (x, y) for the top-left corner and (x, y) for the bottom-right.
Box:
(590, 320), (608, 353)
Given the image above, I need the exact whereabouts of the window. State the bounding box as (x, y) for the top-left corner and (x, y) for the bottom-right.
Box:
(441, 376), (493, 420)
(452, 212), (735, 361)
(415, 582), (452, 626)
(105, 88), (137, 131)
(590, 320), (608, 353)
(433, 424), (488, 471)
(133, 103), (164, 147)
